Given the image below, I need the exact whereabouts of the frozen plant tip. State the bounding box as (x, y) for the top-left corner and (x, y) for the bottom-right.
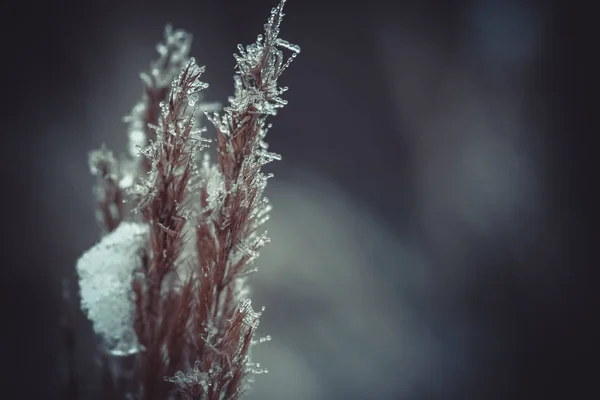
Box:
(74, 1), (299, 399)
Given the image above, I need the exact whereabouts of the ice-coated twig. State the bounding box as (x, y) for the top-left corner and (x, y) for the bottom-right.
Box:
(178, 1), (300, 399)
(130, 58), (212, 400)
(124, 25), (193, 174)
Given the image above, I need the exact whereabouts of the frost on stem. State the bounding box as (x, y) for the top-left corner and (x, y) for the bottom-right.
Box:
(76, 222), (149, 355)
(205, 0), (300, 182)
(123, 25), (217, 175)
(199, 0), (300, 293)
(129, 58), (213, 400)
(165, 300), (266, 400)
(176, 1), (300, 399)
(130, 58), (211, 279)
(123, 25), (191, 172)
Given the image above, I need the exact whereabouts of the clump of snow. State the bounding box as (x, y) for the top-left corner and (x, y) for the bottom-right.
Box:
(76, 222), (149, 355)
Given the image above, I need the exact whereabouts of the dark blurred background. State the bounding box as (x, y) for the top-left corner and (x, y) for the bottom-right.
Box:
(2, 0), (596, 399)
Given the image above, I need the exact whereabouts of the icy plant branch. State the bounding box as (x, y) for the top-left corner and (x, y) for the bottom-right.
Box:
(179, 2), (301, 398)
(75, 1), (299, 399)
(130, 59), (214, 400)
(125, 24), (193, 174)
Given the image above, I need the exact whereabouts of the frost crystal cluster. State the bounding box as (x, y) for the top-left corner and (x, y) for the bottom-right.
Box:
(74, 1), (299, 399)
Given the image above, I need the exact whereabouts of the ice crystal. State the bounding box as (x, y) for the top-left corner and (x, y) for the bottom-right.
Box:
(76, 222), (149, 355)
(129, 57), (212, 213)
(122, 25), (217, 167)
(204, 163), (225, 210)
(226, 0), (300, 118)
(165, 360), (210, 400)
(122, 23), (190, 176)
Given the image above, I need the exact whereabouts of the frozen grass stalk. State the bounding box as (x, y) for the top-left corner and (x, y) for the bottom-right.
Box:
(74, 1), (299, 399)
